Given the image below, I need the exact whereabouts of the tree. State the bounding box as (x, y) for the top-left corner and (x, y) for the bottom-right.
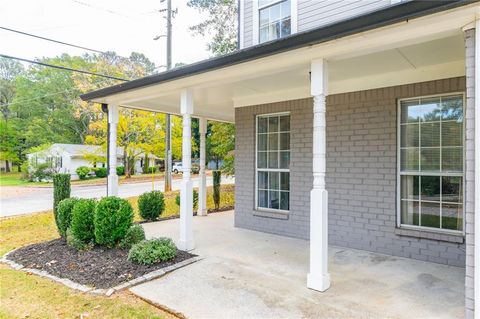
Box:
(187, 0), (238, 56)
(207, 122), (235, 169)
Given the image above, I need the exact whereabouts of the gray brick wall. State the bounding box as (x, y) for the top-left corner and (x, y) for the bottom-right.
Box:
(464, 28), (475, 318)
(235, 77), (467, 268)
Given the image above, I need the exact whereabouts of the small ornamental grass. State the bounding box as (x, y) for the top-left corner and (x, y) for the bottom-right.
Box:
(70, 198), (96, 245)
(94, 196), (133, 247)
(56, 197), (79, 238)
(128, 238), (177, 265)
(119, 224), (146, 249)
(138, 191), (165, 221)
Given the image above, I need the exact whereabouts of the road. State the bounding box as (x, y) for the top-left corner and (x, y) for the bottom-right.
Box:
(0, 176), (234, 217)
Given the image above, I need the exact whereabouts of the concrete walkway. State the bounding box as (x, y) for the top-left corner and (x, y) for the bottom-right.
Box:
(0, 176), (234, 217)
(131, 211), (465, 319)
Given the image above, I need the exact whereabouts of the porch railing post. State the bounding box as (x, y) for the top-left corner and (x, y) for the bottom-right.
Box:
(178, 88), (195, 251)
(107, 104), (119, 196)
(307, 58), (330, 292)
(198, 117), (208, 216)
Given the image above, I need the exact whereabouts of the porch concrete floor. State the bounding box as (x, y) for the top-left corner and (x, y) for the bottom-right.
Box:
(131, 211), (465, 319)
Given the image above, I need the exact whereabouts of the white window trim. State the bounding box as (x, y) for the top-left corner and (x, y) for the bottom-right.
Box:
(239, 0), (245, 49)
(396, 92), (466, 235)
(252, 0), (297, 45)
(255, 112), (290, 213)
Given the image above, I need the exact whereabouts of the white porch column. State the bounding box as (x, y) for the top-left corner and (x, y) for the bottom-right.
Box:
(178, 88), (195, 251)
(107, 104), (119, 196)
(307, 59), (330, 292)
(198, 117), (208, 216)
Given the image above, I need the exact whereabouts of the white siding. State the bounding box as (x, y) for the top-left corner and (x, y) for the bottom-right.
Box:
(243, 0), (254, 48)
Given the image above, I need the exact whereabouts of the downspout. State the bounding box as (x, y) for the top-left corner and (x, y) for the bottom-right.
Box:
(101, 103), (109, 195)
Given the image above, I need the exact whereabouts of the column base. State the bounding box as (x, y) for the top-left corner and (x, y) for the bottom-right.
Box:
(177, 239), (195, 251)
(107, 174), (119, 196)
(307, 272), (331, 292)
(197, 209), (208, 217)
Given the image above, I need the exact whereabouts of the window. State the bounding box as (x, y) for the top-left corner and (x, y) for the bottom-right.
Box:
(258, 0), (291, 43)
(398, 94), (464, 232)
(256, 113), (290, 211)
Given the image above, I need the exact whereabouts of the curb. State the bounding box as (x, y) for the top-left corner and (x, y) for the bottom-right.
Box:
(1, 249), (202, 296)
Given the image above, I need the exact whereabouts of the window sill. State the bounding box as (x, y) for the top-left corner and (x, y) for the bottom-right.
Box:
(253, 210), (289, 220)
(394, 227), (464, 244)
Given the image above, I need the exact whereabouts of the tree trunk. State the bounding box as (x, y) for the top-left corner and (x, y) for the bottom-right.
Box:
(5, 160), (10, 172)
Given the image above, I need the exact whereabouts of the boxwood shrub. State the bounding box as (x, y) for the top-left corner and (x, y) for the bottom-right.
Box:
(128, 238), (177, 265)
(70, 198), (96, 244)
(138, 191), (165, 221)
(116, 166), (125, 176)
(175, 189), (198, 211)
(119, 224), (146, 249)
(53, 173), (70, 231)
(76, 166), (90, 180)
(94, 196), (133, 247)
(94, 167), (107, 178)
(56, 197), (79, 238)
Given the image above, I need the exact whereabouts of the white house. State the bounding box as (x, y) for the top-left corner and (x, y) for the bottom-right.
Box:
(27, 144), (157, 179)
(82, 1), (480, 317)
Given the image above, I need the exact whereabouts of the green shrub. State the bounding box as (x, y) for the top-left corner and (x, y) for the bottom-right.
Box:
(53, 173), (71, 231)
(70, 198), (96, 244)
(213, 170), (221, 209)
(148, 166), (156, 173)
(116, 166), (125, 176)
(94, 196), (134, 247)
(33, 163), (54, 181)
(94, 167), (107, 178)
(119, 224), (146, 249)
(56, 197), (79, 238)
(175, 189), (198, 211)
(128, 238), (177, 265)
(66, 228), (92, 251)
(76, 166), (90, 180)
(138, 191), (165, 221)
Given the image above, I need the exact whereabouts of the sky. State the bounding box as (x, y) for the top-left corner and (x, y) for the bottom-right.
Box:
(0, 0), (213, 71)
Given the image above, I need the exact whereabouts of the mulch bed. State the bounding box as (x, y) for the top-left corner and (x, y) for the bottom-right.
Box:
(8, 239), (195, 289)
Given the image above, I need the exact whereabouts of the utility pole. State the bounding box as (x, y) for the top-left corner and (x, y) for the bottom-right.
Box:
(164, 0), (173, 191)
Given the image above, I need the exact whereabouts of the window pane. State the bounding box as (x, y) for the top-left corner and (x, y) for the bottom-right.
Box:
(442, 203), (463, 231)
(258, 171), (268, 189)
(400, 124), (419, 147)
(401, 200), (419, 226)
(400, 175), (419, 200)
(442, 176), (462, 203)
(258, 134), (267, 151)
(280, 115), (290, 131)
(269, 191), (279, 209)
(442, 147), (463, 172)
(269, 171), (279, 190)
(258, 117), (268, 133)
(259, 26), (268, 43)
(280, 172), (289, 191)
(279, 151), (290, 169)
(268, 133), (278, 150)
(441, 95), (463, 121)
(420, 122), (440, 147)
(420, 148), (440, 171)
(281, 0), (291, 18)
(281, 18), (291, 37)
(258, 190), (268, 208)
(259, 0), (275, 7)
(280, 133), (289, 150)
(280, 191), (289, 210)
(400, 148), (419, 171)
(268, 116), (279, 132)
(400, 100), (420, 123)
(268, 151), (278, 168)
(442, 121), (462, 147)
(418, 98), (441, 122)
(421, 176), (440, 202)
(420, 202), (440, 228)
(259, 9), (269, 27)
(269, 3), (280, 22)
(258, 151), (267, 168)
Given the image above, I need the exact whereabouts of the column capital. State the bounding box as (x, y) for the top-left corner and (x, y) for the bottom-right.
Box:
(199, 117), (207, 134)
(108, 104), (119, 124)
(310, 59), (328, 96)
(181, 88), (193, 115)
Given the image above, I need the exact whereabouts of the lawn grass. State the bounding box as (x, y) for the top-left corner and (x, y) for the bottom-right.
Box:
(0, 172), (32, 186)
(0, 185), (235, 318)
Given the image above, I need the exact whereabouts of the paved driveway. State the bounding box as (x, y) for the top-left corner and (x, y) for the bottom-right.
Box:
(132, 211), (464, 319)
(0, 176), (234, 217)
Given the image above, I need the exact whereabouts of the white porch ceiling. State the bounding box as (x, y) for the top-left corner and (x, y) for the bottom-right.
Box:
(95, 3), (477, 123)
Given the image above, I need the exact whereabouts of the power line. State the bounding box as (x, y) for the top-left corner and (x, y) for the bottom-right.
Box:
(0, 54), (129, 81)
(0, 26), (105, 55)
